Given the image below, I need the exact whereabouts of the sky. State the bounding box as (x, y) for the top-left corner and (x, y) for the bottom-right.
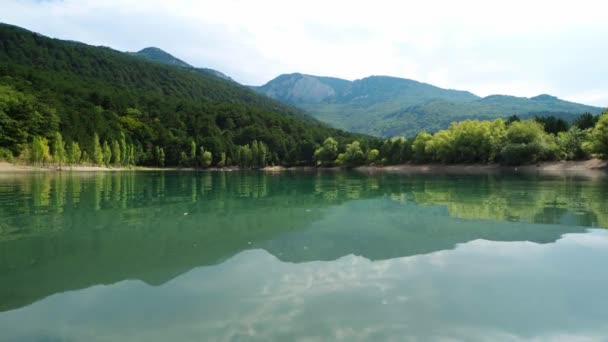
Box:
(2, 0), (608, 106)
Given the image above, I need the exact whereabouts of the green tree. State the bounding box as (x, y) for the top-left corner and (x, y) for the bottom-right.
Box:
(367, 149), (380, 164)
(500, 120), (558, 165)
(558, 127), (591, 160)
(102, 141), (112, 166)
(590, 110), (608, 158)
(200, 147), (213, 168)
(68, 142), (81, 165)
(52, 132), (66, 166)
(217, 152), (226, 167)
(111, 140), (121, 166)
(92, 133), (104, 165)
(573, 113), (598, 130)
(335, 141), (366, 167)
(313, 137), (339, 166)
(190, 140), (197, 166)
(30, 136), (50, 165)
(412, 132), (432, 163)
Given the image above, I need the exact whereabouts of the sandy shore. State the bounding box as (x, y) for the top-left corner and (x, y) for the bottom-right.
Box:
(2, 159), (607, 175)
(355, 159), (608, 176)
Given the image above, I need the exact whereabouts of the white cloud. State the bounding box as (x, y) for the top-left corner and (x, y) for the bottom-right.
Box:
(2, 0), (608, 105)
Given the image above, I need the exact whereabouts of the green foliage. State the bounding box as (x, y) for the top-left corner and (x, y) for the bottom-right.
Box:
(103, 141), (112, 166)
(30, 136), (50, 165)
(534, 116), (569, 135)
(217, 152), (226, 168)
(111, 141), (121, 166)
(573, 113), (598, 130)
(52, 132), (66, 166)
(557, 127), (591, 160)
(0, 147), (13, 162)
(92, 133), (104, 166)
(499, 120), (559, 165)
(199, 147), (212, 168)
(313, 137), (339, 166)
(412, 132), (432, 163)
(367, 149), (379, 164)
(590, 110), (608, 159)
(67, 142), (81, 165)
(335, 141), (366, 167)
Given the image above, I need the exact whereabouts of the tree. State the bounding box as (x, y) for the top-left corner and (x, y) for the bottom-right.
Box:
(111, 140), (121, 166)
(119, 133), (128, 166)
(103, 141), (112, 166)
(199, 147), (212, 167)
(30, 136), (50, 165)
(558, 127), (590, 160)
(335, 141), (366, 167)
(535, 116), (569, 135)
(313, 137), (339, 166)
(573, 113), (598, 130)
(217, 152), (226, 167)
(92, 133), (104, 165)
(590, 110), (608, 158)
(190, 140), (197, 166)
(68, 142), (81, 165)
(52, 132), (66, 166)
(500, 120), (558, 165)
(159, 147), (165, 167)
(412, 132), (432, 163)
(179, 151), (189, 167)
(367, 149), (380, 164)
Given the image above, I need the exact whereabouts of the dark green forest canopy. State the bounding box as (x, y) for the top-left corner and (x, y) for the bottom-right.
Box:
(0, 23), (373, 166)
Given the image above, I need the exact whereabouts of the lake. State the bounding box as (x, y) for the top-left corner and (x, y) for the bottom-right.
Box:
(1, 171), (608, 341)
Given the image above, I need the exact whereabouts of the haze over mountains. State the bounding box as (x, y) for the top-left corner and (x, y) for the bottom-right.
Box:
(253, 73), (604, 137)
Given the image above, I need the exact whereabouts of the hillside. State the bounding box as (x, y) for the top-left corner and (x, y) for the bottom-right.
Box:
(254, 73), (604, 137)
(129, 46), (235, 82)
(0, 23), (369, 166)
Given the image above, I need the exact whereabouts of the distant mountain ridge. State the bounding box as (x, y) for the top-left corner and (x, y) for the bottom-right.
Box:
(253, 73), (604, 137)
(129, 47), (235, 82)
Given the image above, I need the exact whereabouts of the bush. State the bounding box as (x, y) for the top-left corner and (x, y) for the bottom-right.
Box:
(0, 147), (13, 162)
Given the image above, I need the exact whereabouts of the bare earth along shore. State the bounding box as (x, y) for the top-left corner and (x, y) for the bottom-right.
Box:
(1, 160), (607, 176)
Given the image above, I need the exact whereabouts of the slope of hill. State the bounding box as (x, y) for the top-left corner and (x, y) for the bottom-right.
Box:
(254, 73), (604, 137)
(0, 23), (369, 166)
(129, 46), (234, 82)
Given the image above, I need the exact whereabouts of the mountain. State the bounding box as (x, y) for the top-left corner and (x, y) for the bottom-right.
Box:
(254, 73), (604, 137)
(129, 46), (234, 82)
(0, 23), (369, 166)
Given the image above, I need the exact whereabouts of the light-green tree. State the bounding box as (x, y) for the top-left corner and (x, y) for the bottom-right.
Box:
(52, 132), (66, 166)
(367, 149), (380, 164)
(217, 152), (226, 167)
(412, 132), (432, 163)
(92, 133), (104, 165)
(590, 110), (608, 158)
(335, 140), (366, 166)
(190, 140), (197, 166)
(30, 136), (50, 165)
(102, 141), (112, 166)
(313, 137), (339, 166)
(68, 141), (81, 165)
(199, 147), (212, 168)
(111, 140), (121, 166)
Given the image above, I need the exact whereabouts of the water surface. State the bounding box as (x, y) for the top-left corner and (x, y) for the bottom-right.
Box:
(1, 171), (608, 341)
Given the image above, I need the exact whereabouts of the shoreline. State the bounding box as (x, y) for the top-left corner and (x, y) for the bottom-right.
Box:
(1, 159), (607, 175)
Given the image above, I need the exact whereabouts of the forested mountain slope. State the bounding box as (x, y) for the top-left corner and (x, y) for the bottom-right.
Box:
(254, 73), (603, 137)
(0, 23), (370, 166)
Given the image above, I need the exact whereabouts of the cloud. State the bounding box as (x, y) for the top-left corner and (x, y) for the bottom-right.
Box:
(2, 0), (608, 105)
